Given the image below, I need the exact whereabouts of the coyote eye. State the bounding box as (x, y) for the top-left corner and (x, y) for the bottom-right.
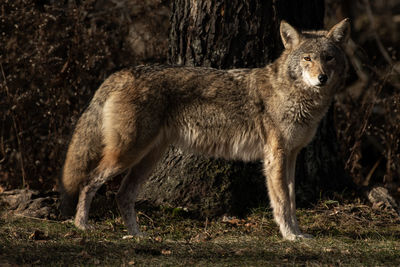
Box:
(303, 56), (311, 61)
(326, 55), (334, 61)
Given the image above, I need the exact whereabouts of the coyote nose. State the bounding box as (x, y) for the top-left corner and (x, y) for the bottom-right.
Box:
(318, 74), (328, 85)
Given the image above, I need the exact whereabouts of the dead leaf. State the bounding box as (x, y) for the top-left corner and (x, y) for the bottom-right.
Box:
(221, 215), (244, 226)
(191, 232), (211, 243)
(161, 249), (172, 255)
(245, 222), (257, 228)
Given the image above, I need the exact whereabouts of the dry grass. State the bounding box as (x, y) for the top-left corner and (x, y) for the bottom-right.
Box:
(1, 202), (399, 266)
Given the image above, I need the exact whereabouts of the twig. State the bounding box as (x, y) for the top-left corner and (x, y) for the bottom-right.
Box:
(345, 66), (390, 171)
(345, 39), (369, 83)
(0, 63), (26, 187)
(137, 211), (154, 225)
(13, 214), (59, 223)
(363, 0), (400, 74)
(0, 63), (9, 96)
(0, 123), (5, 164)
(363, 157), (382, 187)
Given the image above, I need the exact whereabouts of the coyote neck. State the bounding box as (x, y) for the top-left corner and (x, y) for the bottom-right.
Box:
(283, 82), (332, 125)
(253, 64), (334, 127)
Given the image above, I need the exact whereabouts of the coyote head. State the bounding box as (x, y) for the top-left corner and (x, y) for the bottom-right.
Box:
(280, 19), (350, 89)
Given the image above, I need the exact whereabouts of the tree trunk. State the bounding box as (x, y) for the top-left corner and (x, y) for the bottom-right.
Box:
(139, 0), (348, 217)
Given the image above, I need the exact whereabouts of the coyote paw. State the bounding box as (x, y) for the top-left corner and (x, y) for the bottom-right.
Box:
(125, 223), (147, 237)
(74, 219), (94, 231)
(127, 229), (147, 238)
(297, 232), (314, 239)
(122, 232), (147, 240)
(283, 232), (314, 241)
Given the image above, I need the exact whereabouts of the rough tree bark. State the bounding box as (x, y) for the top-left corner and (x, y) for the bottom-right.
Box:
(139, 0), (349, 217)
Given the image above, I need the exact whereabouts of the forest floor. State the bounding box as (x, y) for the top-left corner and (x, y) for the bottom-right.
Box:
(1, 201), (400, 266)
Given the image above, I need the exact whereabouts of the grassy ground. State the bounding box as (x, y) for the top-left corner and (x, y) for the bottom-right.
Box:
(1, 202), (400, 266)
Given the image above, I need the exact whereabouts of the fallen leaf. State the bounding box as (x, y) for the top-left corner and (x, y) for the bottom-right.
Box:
(245, 222), (257, 228)
(161, 249), (172, 255)
(221, 215), (244, 226)
(190, 232), (211, 243)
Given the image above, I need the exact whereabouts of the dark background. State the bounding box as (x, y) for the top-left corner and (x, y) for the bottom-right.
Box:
(0, 0), (399, 203)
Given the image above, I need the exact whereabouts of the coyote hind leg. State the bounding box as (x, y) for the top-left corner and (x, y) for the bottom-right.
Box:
(116, 144), (167, 236)
(74, 152), (127, 231)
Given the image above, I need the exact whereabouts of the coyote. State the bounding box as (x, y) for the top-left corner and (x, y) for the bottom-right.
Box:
(60, 19), (350, 240)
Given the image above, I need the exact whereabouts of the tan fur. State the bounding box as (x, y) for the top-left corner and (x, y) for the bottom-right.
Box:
(60, 19), (350, 240)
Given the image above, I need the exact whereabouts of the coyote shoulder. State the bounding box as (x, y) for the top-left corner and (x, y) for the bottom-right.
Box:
(60, 19), (350, 240)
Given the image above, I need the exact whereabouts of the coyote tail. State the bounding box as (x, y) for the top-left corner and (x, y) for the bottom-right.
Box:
(59, 134), (90, 217)
(59, 103), (103, 217)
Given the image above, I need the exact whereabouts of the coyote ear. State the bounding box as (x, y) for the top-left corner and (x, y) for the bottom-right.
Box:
(327, 18), (350, 44)
(280, 21), (300, 49)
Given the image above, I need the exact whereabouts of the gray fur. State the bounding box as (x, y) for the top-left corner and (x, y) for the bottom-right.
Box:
(60, 19), (350, 240)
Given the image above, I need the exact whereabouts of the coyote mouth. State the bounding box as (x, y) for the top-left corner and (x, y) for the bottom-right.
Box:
(302, 71), (322, 88)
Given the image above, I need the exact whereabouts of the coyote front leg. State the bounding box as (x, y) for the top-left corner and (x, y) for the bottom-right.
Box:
(287, 150), (313, 238)
(264, 142), (300, 240)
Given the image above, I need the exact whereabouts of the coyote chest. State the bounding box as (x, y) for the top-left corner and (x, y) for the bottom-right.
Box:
(279, 92), (330, 149)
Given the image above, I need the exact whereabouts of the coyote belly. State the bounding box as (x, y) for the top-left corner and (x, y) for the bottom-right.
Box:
(173, 113), (264, 161)
(60, 19), (350, 240)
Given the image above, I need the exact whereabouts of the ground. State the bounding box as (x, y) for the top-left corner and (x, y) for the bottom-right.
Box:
(1, 201), (400, 266)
